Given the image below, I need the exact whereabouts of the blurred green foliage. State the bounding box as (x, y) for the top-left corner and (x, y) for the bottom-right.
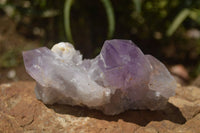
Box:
(0, 49), (20, 68)
(0, 0), (200, 76)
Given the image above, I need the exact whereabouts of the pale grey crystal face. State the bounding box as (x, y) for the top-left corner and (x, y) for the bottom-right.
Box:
(23, 40), (176, 115)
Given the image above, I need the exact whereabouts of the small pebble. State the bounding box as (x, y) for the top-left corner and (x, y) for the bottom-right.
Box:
(7, 69), (16, 79)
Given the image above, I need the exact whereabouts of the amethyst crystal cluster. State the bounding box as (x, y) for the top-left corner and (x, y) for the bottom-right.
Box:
(23, 39), (176, 115)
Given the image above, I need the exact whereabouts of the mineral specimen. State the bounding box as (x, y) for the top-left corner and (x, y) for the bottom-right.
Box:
(23, 39), (176, 115)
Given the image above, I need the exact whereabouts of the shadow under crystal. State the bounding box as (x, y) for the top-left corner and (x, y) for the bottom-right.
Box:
(47, 102), (186, 126)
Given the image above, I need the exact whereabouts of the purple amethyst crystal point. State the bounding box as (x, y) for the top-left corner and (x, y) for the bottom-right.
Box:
(23, 47), (54, 86)
(23, 40), (176, 115)
(146, 55), (176, 98)
(98, 39), (151, 100)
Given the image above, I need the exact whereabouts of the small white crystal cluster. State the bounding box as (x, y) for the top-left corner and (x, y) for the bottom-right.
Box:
(23, 40), (177, 115)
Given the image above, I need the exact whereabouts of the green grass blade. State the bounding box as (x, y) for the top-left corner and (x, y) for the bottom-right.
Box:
(166, 8), (190, 36)
(101, 0), (115, 39)
(189, 9), (200, 25)
(64, 0), (74, 44)
(133, 0), (141, 13)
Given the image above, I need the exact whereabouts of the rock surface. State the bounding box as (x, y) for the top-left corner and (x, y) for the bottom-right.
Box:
(192, 75), (200, 87)
(1, 81), (200, 132)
